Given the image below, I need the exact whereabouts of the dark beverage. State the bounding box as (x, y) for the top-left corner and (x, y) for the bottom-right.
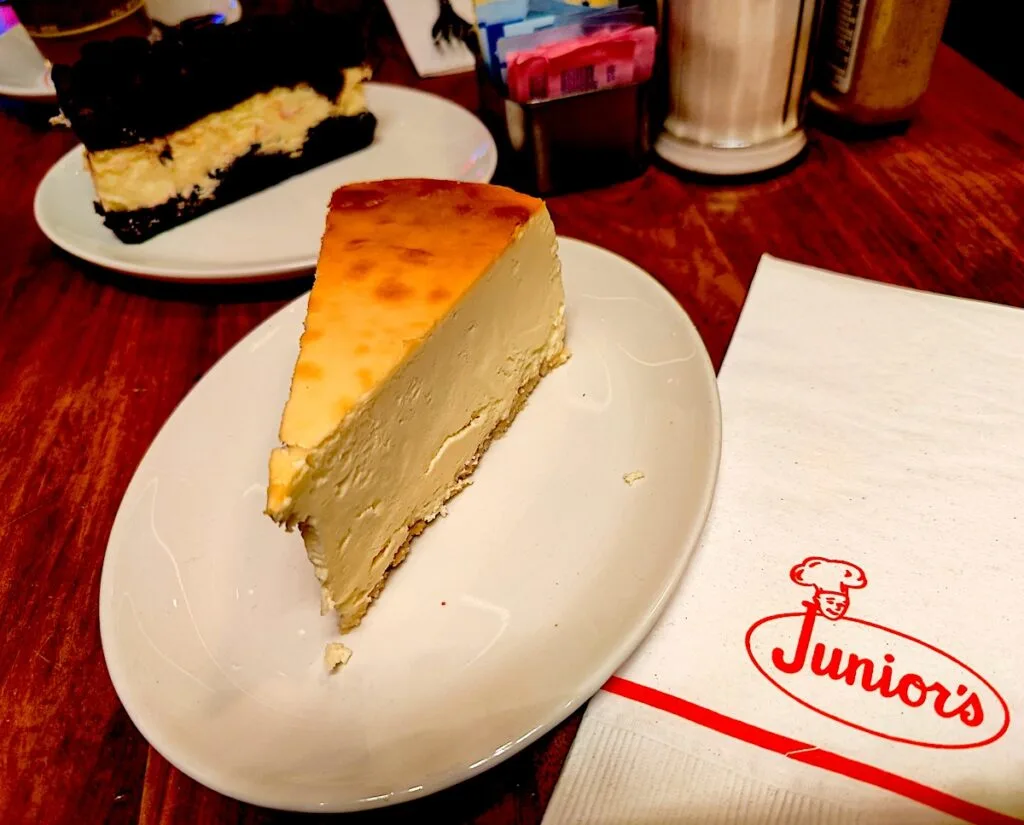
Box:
(3, 0), (152, 66)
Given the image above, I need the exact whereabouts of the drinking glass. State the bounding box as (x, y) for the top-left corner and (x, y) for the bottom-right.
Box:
(0, 0), (241, 67)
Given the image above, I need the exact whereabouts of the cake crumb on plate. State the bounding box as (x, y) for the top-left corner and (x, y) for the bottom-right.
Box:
(324, 642), (352, 674)
(623, 470), (645, 486)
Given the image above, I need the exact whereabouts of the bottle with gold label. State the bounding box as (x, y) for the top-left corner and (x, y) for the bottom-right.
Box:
(811, 0), (952, 126)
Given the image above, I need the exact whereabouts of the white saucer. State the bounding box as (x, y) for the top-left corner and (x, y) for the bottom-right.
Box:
(655, 128), (808, 176)
(0, 23), (56, 102)
(99, 238), (721, 812)
(33, 83), (499, 282)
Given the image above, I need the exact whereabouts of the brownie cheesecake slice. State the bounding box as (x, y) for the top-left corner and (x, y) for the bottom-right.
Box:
(52, 13), (377, 243)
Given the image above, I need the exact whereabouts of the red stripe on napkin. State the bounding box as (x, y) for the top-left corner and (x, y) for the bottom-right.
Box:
(603, 676), (1023, 825)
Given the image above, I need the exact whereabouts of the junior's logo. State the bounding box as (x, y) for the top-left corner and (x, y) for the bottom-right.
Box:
(745, 557), (1010, 749)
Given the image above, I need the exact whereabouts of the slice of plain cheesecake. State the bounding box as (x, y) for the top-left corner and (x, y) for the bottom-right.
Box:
(266, 179), (567, 631)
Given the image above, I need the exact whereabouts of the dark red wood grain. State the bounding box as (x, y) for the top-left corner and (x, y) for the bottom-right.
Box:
(0, 2), (1022, 823)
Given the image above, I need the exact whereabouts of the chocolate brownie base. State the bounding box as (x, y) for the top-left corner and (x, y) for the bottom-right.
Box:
(98, 111), (377, 244)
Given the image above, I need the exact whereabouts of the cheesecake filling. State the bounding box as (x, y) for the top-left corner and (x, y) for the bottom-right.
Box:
(268, 212), (567, 630)
(86, 66), (370, 213)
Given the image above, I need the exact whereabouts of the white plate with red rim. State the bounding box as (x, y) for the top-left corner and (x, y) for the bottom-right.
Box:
(98, 238), (722, 811)
(0, 21), (56, 102)
(33, 83), (498, 282)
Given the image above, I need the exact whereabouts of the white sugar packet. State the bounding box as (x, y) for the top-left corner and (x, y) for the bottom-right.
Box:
(543, 255), (1024, 825)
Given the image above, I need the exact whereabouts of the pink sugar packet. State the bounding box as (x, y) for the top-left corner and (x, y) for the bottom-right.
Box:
(506, 24), (655, 103)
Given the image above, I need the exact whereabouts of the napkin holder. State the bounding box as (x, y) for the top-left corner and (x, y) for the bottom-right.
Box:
(476, 63), (650, 195)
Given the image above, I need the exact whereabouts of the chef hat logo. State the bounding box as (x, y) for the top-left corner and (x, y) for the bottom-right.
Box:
(790, 557), (867, 621)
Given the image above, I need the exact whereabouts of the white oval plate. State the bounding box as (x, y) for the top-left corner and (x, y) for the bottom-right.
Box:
(99, 238), (721, 812)
(0, 23), (55, 102)
(33, 83), (498, 282)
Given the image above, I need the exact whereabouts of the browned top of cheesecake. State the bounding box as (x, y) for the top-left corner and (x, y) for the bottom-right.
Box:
(276, 178), (544, 455)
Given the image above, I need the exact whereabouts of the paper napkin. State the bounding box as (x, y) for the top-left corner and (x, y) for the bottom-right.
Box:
(543, 256), (1024, 824)
(383, 0), (477, 78)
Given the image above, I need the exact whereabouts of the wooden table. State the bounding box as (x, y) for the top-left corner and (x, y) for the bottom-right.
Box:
(1, 4), (1022, 822)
